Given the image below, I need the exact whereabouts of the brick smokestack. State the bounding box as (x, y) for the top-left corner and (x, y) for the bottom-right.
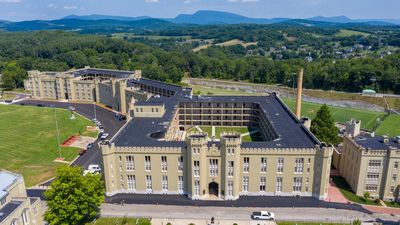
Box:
(295, 68), (304, 119)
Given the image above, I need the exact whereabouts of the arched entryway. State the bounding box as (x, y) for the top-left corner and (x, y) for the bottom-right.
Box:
(208, 182), (219, 196)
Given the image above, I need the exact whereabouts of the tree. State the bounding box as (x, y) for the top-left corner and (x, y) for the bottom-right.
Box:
(353, 219), (362, 225)
(44, 166), (104, 225)
(310, 104), (341, 145)
(1, 62), (27, 90)
(363, 191), (371, 199)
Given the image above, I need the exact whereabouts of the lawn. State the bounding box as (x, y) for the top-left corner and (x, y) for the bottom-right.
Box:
(0, 104), (96, 186)
(336, 29), (370, 37)
(375, 114), (400, 137)
(187, 126), (263, 142)
(278, 222), (349, 225)
(384, 201), (400, 208)
(86, 217), (151, 225)
(331, 176), (380, 206)
(282, 99), (384, 131)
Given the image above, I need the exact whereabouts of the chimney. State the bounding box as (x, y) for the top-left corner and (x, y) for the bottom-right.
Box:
(383, 135), (389, 144)
(301, 117), (311, 129)
(295, 68), (304, 119)
(346, 119), (361, 137)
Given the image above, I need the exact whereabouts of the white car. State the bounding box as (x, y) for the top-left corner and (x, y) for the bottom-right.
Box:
(84, 164), (101, 175)
(68, 106), (75, 111)
(100, 133), (109, 140)
(251, 211), (275, 220)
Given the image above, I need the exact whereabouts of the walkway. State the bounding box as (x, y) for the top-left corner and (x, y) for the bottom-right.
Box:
(326, 179), (348, 204)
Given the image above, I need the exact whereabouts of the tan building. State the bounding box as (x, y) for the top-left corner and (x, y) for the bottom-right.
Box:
(24, 67), (141, 104)
(336, 120), (400, 201)
(100, 77), (334, 201)
(0, 170), (44, 225)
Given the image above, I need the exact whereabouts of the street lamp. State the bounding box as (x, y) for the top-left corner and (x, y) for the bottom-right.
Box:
(52, 105), (62, 159)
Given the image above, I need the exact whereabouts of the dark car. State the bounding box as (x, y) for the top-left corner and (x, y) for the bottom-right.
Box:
(79, 149), (87, 156)
(36, 104), (45, 107)
(5, 100), (13, 103)
(87, 143), (93, 149)
(20, 103), (25, 106)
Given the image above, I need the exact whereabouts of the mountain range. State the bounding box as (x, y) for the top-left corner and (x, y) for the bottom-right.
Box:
(0, 10), (399, 33)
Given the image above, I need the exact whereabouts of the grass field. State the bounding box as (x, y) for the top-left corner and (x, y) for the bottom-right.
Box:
(0, 104), (96, 186)
(187, 126), (263, 142)
(193, 39), (257, 52)
(375, 114), (400, 137)
(336, 29), (370, 37)
(86, 217), (151, 225)
(283, 99), (384, 131)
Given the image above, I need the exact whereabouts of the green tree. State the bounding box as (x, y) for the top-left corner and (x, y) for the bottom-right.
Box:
(310, 104), (341, 145)
(353, 219), (362, 225)
(1, 62), (27, 90)
(44, 166), (104, 225)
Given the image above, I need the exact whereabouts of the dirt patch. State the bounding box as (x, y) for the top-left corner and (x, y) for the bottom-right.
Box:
(64, 136), (96, 149)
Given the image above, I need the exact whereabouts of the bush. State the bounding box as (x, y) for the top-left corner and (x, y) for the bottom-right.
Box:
(374, 199), (380, 204)
(363, 191), (371, 199)
(167, 223), (172, 225)
(353, 219), (361, 225)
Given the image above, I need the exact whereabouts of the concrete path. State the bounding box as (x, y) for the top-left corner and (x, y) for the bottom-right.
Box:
(100, 204), (378, 224)
(152, 218), (276, 225)
(241, 130), (260, 137)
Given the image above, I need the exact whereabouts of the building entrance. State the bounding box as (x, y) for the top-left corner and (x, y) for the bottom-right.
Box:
(208, 182), (219, 196)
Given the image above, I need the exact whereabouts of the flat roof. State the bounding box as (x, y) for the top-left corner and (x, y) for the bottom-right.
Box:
(0, 201), (23, 223)
(354, 134), (400, 150)
(0, 171), (21, 200)
(69, 68), (136, 78)
(112, 78), (319, 149)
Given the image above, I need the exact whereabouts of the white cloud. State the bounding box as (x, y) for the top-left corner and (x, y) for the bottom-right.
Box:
(0, 0), (21, 3)
(145, 0), (159, 3)
(63, 5), (77, 10)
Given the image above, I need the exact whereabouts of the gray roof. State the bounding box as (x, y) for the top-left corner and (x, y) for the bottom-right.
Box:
(0, 201), (23, 223)
(112, 78), (320, 149)
(0, 171), (20, 200)
(354, 134), (400, 150)
(70, 68), (135, 78)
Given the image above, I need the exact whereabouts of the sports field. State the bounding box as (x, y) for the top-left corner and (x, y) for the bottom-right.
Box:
(283, 99), (385, 131)
(375, 114), (400, 137)
(0, 104), (96, 186)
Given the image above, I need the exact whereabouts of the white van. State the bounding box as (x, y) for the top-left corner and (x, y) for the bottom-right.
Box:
(251, 211), (275, 220)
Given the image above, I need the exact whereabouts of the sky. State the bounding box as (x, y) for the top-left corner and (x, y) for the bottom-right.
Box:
(0, 0), (399, 22)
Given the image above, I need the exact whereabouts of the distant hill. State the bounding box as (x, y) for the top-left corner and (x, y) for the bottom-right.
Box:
(306, 16), (395, 26)
(0, 18), (182, 32)
(170, 10), (288, 25)
(63, 14), (151, 21)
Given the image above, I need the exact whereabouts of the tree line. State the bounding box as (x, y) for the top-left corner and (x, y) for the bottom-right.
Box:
(0, 31), (399, 94)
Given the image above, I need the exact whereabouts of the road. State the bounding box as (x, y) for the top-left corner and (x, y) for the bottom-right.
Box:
(101, 204), (400, 225)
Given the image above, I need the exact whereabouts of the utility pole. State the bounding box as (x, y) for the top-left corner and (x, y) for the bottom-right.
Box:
(53, 105), (62, 159)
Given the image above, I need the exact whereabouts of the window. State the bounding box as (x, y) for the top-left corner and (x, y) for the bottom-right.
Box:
(178, 156), (184, 171)
(194, 180), (200, 196)
(126, 156), (135, 171)
(162, 176), (168, 191)
(293, 177), (302, 192)
(145, 156), (151, 171)
(243, 176), (249, 192)
(365, 184), (378, 192)
(261, 157), (267, 173)
(227, 181), (233, 197)
(21, 209), (29, 225)
(366, 173), (379, 184)
(228, 148), (235, 155)
(146, 175), (152, 191)
(393, 174), (397, 181)
(194, 161), (200, 177)
(394, 162), (399, 169)
(127, 175), (136, 190)
(390, 186), (395, 193)
(295, 158), (304, 173)
(209, 159), (219, 177)
(277, 158), (284, 173)
(368, 160), (381, 172)
(276, 177), (283, 192)
(0, 197), (6, 206)
(178, 176), (184, 192)
(243, 157), (249, 173)
(193, 147), (200, 155)
(227, 161), (234, 177)
(161, 156), (168, 172)
(260, 177), (266, 192)
(308, 158), (311, 164)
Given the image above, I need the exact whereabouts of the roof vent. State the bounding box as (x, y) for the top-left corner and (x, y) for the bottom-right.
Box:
(383, 135), (389, 144)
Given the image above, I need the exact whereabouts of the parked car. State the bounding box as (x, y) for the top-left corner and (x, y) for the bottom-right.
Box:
(251, 211), (275, 220)
(5, 100), (13, 103)
(92, 118), (98, 123)
(100, 133), (109, 140)
(20, 103), (25, 106)
(99, 128), (105, 133)
(87, 143), (93, 149)
(84, 164), (101, 175)
(95, 121), (102, 127)
(68, 106), (75, 111)
(36, 104), (45, 107)
(79, 149), (87, 156)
